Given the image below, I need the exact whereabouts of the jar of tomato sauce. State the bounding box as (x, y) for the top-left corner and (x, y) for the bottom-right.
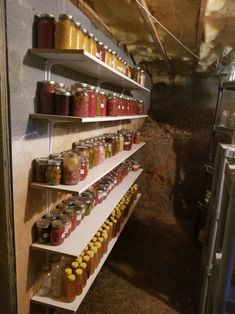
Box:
(36, 14), (55, 49)
(87, 86), (97, 117)
(107, 93), (119, 116)
(72, 87), (89, 117)
(50, 219), (65, 245)
(38, 80), (55, 114)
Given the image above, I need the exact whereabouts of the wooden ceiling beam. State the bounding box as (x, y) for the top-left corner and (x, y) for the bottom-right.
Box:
(136, 0), (173, 78)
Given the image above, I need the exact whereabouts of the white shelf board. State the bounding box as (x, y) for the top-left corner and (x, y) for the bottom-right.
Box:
(30, 113), (148, 123)
(31, 170), (142, 256)
(31, 193), (141, 313)
(29, 49), (150, 92)
(30, 143), (145, 194)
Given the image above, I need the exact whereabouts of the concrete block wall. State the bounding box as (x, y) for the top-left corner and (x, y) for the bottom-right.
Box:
(5, 1), (149, 313)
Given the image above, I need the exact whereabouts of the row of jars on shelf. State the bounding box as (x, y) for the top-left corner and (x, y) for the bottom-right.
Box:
(36, 184), (138, 302)
(36, 13), (145, 85)
(37, 80), (145, 117)
(35, 160), (140, 246)
(33, 129), (142, 185)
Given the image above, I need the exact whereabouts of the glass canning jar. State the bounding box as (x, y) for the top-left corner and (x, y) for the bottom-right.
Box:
(98, 143), (105, 164)
(50, 219), (65, 245)
(75, 22), (84, 49)
(55, 14), (76, 49)
(104, 46), (110, 66)
(97, 42), (105, 62)
(107, 93), (119, 116)
(100, 92), (107, 116)
(134, 131), (142, 144)
(64, 209), (77, 231)
(33, 157), (48, 183)
(71, 87), (89, 117)
(82, 28), (90, 51)
(89, 33), (97, 56)
(36, 14), (55, 49)
(140, 70), (145, 86)
(137, 100), (144, 114)
(80, 157), (89, 181)
(58, 214), (71, 238)
(55, 90), (71, 116)
(63, 152), (80, 185)
(38, 80), (56, 114)
(36, 218), (51, 243)
(87, 86), (97, 117)
(46, 159), (62, 185)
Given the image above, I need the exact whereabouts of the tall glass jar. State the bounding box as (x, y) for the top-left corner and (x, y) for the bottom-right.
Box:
(55, 90), (71, 115)
(50, 219), (65, 245)
(36, 218), (51, 243)
(97, 42), (105, 62)
(140, 70), (145, 86)
(89, 33), (97, 56)
(38, 264), (52, 296)
(111, 51), (118, 69)
(104, 46), (111, 66)
(75, 22), (84, 49)
(107, 93), (119, 116)
(33, 157), (48, 183)
(63, 152), (81, 185)
(71, 87), (89, 117)
(137, 100), (144, 114)
(80, 157), (89, 181)
(36, 14), (55, 49)
(38, 80), (55, 114)
(100, 92), (107, 116)
(87, 86), (97, 117)
(46, 159), (62, 185)
(82, 28), (90, 51)
(55, 14), (76, 49)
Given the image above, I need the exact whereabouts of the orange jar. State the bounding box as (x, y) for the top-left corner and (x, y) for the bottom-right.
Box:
(75, 22), (84, 49)
(55, 14), (76, 49)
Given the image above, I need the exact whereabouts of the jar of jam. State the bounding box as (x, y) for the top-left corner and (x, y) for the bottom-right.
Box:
(55, 14), (76, 49)
(87, 86), (97, 117)
(33, 157), (48, 183)
(38, 80), (55, 114)
(65, 209), (77, 231)
(36, 14), (55, 49)
(72, 87), (89, 117)
(55, 90), (71, 116)
(64, 274), (77, 302)
(36, 219), (51, 243)
(134, 131), (142, 144)
(46, 159), (62, 185)
(80, 157), (89, 181)
(63, 152), (80, 185)
(75, 22), (84, 49)
(50, 219), (65, 245)
(97, 42), (105, 62)
(59, 214), (71, 238)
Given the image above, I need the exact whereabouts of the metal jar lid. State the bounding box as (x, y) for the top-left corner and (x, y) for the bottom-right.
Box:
(51, 219), (64, 228)
(42, 80), (55, 85)
(40, 14), (55, 19)
(55, 90), (71, 96)
(48, 159), (62, 166)
(59, 14), (73, 20)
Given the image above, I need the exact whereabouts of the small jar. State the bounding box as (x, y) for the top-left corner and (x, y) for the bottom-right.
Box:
(75, 268), (83, 295)
(38, 80), (56, 114)
(33, 157), (48, 183)
(86, 144), (94, 169)
(74, 200), (86, 219)
(97, 189), (104, 204)
(63, 152), (80, 185)
(124, 137), (132, 151)
(36, 14), (55, 49)
(46, 159), (62, 185)
(132, 160), (140, 172)
(111, 51), (118, 69)
(36, 219), (51, 243)
(118, 134), (124, 152)
(79, 262), (88, 287)
(55, 14), (76, 49)
(55, 90), (71, 116)
(74, 208), (82, 226)
(134, 131), (142, 144)
(104, 46), (111, 66)
(140, 70), (145, 86)
(93, 143), (99, 167)
(50, 219), (65, 246)
(72, 87), (89, 117)
(98, 143), (105, 164)
(87, 86), (97, 117)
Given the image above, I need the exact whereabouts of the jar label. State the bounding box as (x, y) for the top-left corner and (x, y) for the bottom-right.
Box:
(80, 169), (85, 174)
(100, 104), (104, 108)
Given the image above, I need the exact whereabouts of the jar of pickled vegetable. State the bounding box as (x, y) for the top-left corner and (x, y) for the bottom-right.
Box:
(89, 33), (97, 56)
(98, 143), (105, 164)
(50, 219), (65, 245)
(55, 14), (76, 49)
(87, 86), (97, 117)
(63, 152), (80, 185)
(46, 159), (62, 185)
(93, 143), (99, 167)
(111, 51), (118, 69)
(86, 144), (94, 169)
(36, 218), (51, 243)
(55, 90), (71, 115)
(36, 14), (55, 49)
(38, 80), (55, 114)
(33, 157), (48, 183)
(75, 22), (84, 49)
(71, 87), (89, 117)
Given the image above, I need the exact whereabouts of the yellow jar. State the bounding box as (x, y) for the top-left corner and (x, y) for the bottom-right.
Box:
(55, 14), (76, 49)
(75, 22), (84, 49)
(82, 28), (90, 52)
(89, 33), (97, 56)
(111, 51), (118, 69)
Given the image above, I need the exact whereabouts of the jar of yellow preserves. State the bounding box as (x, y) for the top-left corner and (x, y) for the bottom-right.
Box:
(75, 22), (84, 49)
(82, 28), (90, 52)
(55, 14), (76, 49)
(89, 33), (97, 56)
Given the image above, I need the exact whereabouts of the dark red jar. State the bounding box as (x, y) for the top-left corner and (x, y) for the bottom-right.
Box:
(36, 14), (55, 49)
(55, 90), (71, 115)
(80, 157), (89, 181)
(38, 80), (55, 114)
(87, 86), (97, 117)
(97, 41), (105, 62)
(107, 93), (119, 116)
(33, 157), (48, 183)
(72, 88), (89, 117)
(50, 219), (65, 246)
(64, 209), (77, 232)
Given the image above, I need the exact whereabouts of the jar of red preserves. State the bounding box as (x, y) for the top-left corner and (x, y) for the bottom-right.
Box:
(107, 93), (119, 116)
(55, 90), (71, 115)
(80, 157), (89, 181)
(100, 91), (107, 116)
(97, 41), (105, 62)
(65, 209), (77, 231)
(72, 87), (89, 117)
(36, 14), (55, 49)
(38, 80), (55, 114)
(50, 219), (65, 245)
(87, 86), (97, 117)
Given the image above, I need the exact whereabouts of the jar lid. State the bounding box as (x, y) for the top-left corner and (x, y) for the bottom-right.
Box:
(59, 14), (73, 20)
(36, 218), (51, 228)
(88, 85), (96, 90)
(65, 209), (75, 217)
(59, 214), (71, 223)
(35, 157), (48, 164)
(75, 268), (83, 276)
(64, 268), (72, 275)
(140, 69), (145, 73)
(40, 14), (55, 19)
(82, 28), (88, 34)
(42, 80), (55, 85)
(67, 274), (76, 282)
(112, 51), (117, 55)
(75, 22), (81, 27)
(71, 261), (79, 269)
(83, 255), (90, 262)
(98, 41), (103, 46)
(55, 82), (65, 88)
(108, 48), (112, 53)
(51, 219), (64, 228)
(89, 33), (94, 38)
(48, 159), (61, 166)
(79, 262), (87, 269)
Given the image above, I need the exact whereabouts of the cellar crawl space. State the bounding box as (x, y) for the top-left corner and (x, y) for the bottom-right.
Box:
(2, 0), (235, 314)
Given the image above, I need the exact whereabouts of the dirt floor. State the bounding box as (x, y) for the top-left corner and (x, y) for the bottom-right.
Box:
(77, 200), (200, 314)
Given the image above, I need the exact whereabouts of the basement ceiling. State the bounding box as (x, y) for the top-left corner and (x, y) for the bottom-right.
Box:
(73, 0), (235, 83)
